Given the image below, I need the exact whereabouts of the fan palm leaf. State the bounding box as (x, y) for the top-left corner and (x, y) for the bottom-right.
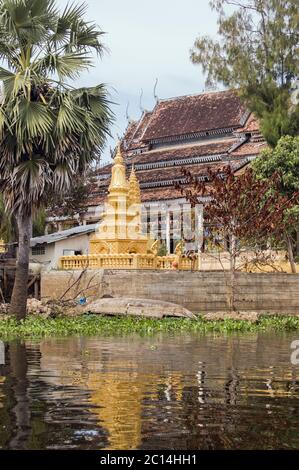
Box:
(0, 0), (113, 319)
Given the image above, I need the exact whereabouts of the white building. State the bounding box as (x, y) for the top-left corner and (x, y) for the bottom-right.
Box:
(30, 224), (97, 269)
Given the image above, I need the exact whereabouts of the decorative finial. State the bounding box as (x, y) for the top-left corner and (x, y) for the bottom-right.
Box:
(130, 164), (136, 177)
(114, 141), (124, 164)
(128, 165), (141, 205)
(153, 78), (159, 103)
(139, 88), (144, 114)
(108, 141), (127, 192)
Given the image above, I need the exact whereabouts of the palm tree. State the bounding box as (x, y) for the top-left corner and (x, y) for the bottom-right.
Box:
(0, 0), (112, 319)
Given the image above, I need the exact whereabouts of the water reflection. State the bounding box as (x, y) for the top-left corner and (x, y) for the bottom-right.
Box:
(0, 332), (299, 449)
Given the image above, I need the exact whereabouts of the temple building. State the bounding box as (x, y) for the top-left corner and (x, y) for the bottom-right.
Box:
(46, 89), (267, 253)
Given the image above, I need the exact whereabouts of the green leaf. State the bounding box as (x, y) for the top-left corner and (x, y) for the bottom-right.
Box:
(34, 51), (92, 79)
(55, 94), (86, 135)
(60, 2), (88, 25)
(0, 0), (112, 213)
(18, 99), (53, 139)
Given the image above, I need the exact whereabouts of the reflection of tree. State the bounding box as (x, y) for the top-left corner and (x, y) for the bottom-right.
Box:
(0, 340), (110, 450)
(8, 342), (31, 450)
(196, 363), (207, 404)
(27, 345), (109, 450)
(140, 335), (299, 450)
(0, 345), (14, 449)
(224, 368), (239, 406)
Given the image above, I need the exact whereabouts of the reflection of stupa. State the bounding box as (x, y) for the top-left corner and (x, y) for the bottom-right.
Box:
(89, 144), (149, 256)
(0, 239), (6, 253)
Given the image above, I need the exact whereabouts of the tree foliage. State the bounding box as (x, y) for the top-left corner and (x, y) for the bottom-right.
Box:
(32, 208), (46, 237)
(0, 193), (46, 241)
(179, 166), (298, 308)
(0, 194), (15, 242)
(252, 135), (299, 196)
(0, 0), (112, 215)
(182, 166), (297, 248)
(46, 173), (96, 219)
(190, 0), (299, 146)
(253, 135), (299, 260)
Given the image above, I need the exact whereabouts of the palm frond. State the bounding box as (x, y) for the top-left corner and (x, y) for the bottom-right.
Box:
(0, 193), (15, 242)
(17, 98), (53, 140)
(27, 0), (58, 18)
(67, 20), (105, 55)
(33, 51), (92, 79)
(0, 0), (113, 214)
(0, 37), (20, 69)
(52, 160), (77, 191)
(60, 2), (88, 25)
(55, 93), (86, 135)
(49, 2), (88, 49)
(0, 66), (18, 96)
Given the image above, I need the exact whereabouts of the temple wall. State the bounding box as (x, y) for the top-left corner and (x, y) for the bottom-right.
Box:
(41, 270), (299, 314)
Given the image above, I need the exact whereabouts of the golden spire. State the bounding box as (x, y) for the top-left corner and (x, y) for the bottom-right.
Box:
(114, 142), (124, 165)
(108, 142), (128, 193)
(128, 165), (141, 205)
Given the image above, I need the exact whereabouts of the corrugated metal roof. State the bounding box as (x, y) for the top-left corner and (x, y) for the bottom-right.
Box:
(31, 224), (98, 247)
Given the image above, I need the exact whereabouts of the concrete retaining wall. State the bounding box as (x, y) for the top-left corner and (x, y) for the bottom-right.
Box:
(41, 269), (299, 314)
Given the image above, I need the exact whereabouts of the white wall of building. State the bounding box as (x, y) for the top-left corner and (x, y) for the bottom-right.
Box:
(30, 244), (55, 269)
(30, 233), (94, 269)
(54, 233), (93, 262)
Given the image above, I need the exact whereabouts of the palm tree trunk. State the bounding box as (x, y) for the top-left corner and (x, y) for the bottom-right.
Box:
(286, 233), (296, 274)
(10, 213), (32, 320)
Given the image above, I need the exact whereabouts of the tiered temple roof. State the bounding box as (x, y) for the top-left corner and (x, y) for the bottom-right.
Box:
(88, 89), (267, 210)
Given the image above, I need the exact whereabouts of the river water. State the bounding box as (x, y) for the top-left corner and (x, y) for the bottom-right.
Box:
(0, 332), (299, 450)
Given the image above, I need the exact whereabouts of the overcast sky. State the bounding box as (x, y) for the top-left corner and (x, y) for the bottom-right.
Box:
(57, 0), (219, 162)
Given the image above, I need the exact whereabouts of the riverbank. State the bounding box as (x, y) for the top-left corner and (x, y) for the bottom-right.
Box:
(1, 314), (299, 339)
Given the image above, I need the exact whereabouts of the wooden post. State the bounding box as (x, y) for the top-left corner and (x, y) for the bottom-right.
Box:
(196, 204), (204, 270)
(166, 207), (171, 255)
(3, 268), (7, 299)
(34, 278), (39, 300)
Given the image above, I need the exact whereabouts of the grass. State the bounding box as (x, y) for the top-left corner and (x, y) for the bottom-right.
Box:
(0, 314), (299, 340)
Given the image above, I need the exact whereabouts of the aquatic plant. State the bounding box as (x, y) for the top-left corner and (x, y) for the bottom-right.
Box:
(0, 314), (299, 340)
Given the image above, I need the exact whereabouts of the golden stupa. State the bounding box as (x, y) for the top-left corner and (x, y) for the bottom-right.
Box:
(89, 144), (149, 255)
(60, 145), (198, 270)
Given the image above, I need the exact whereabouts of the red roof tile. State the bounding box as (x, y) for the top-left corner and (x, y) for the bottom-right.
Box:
(235, 114), (260, 134)
(90, 92), (266, 206)
(134, 162), (222, 184)
(141, 90), (247, 142)
(128, 138), (237, 165)
(122, 112), (153, 151)
(141, 187), (183, 202)
(231, 141), (268, 157)
(90, 159), (247, 204)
